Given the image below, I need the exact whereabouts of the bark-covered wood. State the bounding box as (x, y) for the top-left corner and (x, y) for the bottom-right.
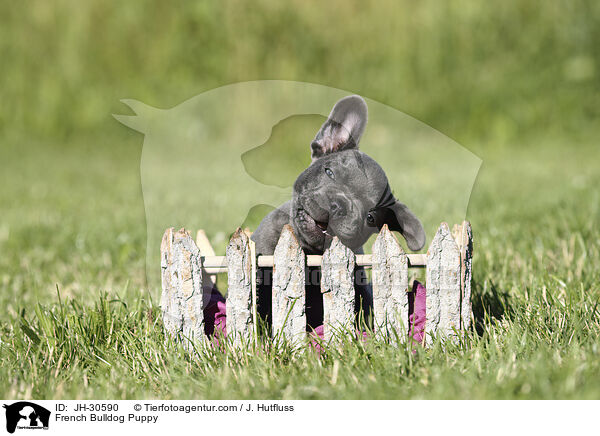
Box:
(160, 220), (473, 347)
(160, 228), (205, 343)
(226, 228), (254, 346)
(272, 225), (306, 345)
(426, 223), (461, 343)
(249, 234), (258, 343)
(453, 221), (474, 330)
(372, 225), (409, 340)
(196, 253), (426, 273)
(321, 237), (355, 341)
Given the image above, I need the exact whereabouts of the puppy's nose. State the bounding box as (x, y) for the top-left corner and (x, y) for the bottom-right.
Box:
(330, 201), (345, 216)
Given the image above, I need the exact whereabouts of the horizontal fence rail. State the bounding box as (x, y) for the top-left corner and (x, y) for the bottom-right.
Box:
(160, 221), (473, 347)
(196, 253), (427, 274)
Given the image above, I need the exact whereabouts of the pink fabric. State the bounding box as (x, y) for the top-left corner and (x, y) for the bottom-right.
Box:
(203, 281), (427, 348)
(203, 288), (227, 344)
(408, 280), (427, 344)
(309, 325), (325, 353)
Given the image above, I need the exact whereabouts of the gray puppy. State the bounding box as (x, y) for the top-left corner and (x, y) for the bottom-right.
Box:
(252, 95), (426, 256)
(251, 95), (426, 328)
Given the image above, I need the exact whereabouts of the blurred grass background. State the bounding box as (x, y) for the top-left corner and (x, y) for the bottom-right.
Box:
(1, 0), (598, 145)
(1, 0), (599, 399)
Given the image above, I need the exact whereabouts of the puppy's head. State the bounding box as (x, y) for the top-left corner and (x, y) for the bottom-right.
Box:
(291, 95), (426, 253)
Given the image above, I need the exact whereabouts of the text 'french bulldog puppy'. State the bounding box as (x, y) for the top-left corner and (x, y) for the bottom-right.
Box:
(251, 95), (426, 328)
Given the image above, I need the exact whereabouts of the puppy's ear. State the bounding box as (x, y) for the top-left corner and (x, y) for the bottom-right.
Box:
(311, 95), (368, 161)
(384, 201), (426, 251)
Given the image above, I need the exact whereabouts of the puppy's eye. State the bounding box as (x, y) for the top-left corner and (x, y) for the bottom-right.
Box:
(324, 167), (335, 179)
(366, 212), (376, 226)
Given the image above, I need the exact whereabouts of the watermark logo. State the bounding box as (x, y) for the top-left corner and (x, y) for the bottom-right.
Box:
(113, 80), (481, 294)
(2, 402), (50, 433)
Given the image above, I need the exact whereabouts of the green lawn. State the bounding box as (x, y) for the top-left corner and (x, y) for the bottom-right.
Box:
(1, 0), (599, 400)
(1, 136), (598, 399)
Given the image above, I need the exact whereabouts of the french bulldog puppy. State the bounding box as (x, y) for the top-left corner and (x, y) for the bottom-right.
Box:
(253, 95), (425, 256)
(251, 95), (426, 328)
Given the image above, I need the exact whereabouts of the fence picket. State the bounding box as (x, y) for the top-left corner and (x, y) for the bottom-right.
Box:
(321, 237), (355, 341)
(453, 221), (474, 330)
(160, 221), (473, 348)
(160, 228), (205, 343)
(426, 223), (461, 343)
(226, 228), (254, 346)
(372, 225), (409, 341)
(272, 225), (306, 346)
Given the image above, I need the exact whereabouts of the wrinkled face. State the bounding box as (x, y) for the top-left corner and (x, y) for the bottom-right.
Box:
(288, 95), (426, 254)
(292, 150), (383, 253)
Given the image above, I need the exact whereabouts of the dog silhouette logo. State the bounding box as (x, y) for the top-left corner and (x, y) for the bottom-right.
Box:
(114, 80), (481, 292)
(2, 402), (50, 433)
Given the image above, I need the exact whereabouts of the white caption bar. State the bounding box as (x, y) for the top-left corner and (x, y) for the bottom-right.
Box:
(0, 400), (596, 436)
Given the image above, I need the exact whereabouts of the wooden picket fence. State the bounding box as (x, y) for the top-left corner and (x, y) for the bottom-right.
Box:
(160, 221), (473, 347)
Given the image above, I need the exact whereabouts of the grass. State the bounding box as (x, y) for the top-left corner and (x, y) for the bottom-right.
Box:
(1, 1), (598, 146)
(1, 0), (599, 399)
(1, 137), (599, 399)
